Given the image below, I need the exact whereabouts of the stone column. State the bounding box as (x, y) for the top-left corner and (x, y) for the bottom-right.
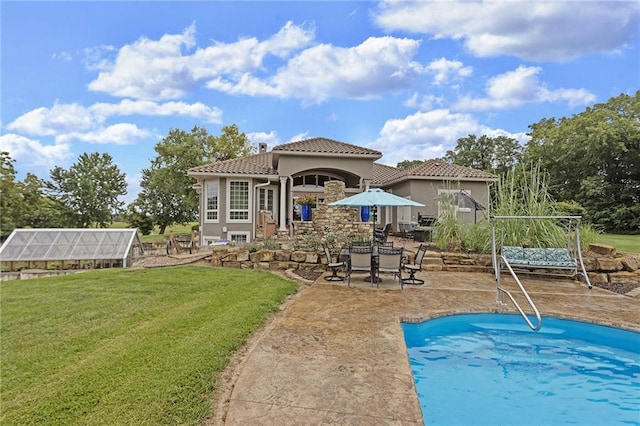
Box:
(279, 176), (288, 231)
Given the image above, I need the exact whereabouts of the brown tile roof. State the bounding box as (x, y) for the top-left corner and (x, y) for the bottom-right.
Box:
(188, 152), (277, 176)
(372, 159), (497, 185)
(372, 163), (404, 185)
(273, 137), (382, 156)
(406, 160), (497, 180)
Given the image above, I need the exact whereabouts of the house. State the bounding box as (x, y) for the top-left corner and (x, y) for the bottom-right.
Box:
(187, 137), (497, 246)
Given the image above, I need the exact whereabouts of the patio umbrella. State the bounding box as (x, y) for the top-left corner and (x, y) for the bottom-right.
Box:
(329, 188), (425, 238)
(329, 188), (425, 208)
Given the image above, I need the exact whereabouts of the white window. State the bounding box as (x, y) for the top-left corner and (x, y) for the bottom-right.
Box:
(259, 188), (274, 217)
(228, 180), (250, 222)
(205, 180), (219, 222)
(228, 231), (250, 244)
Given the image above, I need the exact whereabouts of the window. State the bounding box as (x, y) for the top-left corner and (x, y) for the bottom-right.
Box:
(205, 180), (219, 221)
(259, 188), (274, 216)
(438, 189), (472, 215)
(228, 231), (250, 244)
(228, 180), (250, 221)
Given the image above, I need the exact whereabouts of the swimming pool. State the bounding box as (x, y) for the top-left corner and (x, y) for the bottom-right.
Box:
(402, 313), (640, 425)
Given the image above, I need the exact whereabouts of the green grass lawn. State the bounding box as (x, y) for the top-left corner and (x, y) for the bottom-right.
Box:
(0, 266), (298, 425)
(110, 222), (198, 243)
(596, 234), (640, 254)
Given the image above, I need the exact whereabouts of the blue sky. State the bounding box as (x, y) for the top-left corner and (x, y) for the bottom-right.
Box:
(2, 1), (639, 203)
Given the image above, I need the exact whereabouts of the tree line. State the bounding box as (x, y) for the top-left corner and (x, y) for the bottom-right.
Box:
(1, 92), (638, 238)
(400, 91), (639, 234)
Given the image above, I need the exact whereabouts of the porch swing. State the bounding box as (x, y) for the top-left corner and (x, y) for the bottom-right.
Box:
(491, 215), (592, 331)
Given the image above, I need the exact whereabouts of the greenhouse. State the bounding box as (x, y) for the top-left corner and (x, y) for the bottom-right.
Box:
(0, 229), (143, 272)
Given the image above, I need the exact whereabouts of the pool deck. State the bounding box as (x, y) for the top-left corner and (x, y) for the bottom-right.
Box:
(218, 267), (640, 425)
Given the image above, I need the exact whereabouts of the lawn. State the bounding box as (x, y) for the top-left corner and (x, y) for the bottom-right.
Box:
(596, 234), (640, 254)
(0, 266), (298, 425)
(110, 222), (198, 243)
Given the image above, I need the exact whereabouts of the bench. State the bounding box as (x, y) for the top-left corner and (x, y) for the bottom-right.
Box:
(501, 246), (577, 271)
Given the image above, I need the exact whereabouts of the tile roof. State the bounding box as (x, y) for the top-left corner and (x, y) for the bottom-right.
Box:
(372, 160), (497, 185)
(406, 160), (497, 180)
(372, 163), (404, 185)
(273, 137), (382, 156)
(188, 152), (277, 176)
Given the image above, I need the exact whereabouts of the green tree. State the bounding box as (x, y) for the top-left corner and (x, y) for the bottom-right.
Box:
(46, 152), (127, 228)
(396, 160), (425, 170)
(133, 125), (254, 234)
(1, 152), (20, 237)
(445, 134), (522, 176)
(525, 91), (640, 233)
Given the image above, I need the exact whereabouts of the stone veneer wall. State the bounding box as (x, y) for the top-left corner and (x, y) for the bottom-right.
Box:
(292, 180), (373, 245)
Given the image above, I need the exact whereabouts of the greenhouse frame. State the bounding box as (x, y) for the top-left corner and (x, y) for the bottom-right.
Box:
(0, 229), (144, 272)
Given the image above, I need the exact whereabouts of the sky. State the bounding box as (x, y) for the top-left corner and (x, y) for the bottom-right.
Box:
(2, 0), (639, 204)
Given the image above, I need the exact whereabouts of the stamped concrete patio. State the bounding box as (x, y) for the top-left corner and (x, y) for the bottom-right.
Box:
(217, 268), (640, 425)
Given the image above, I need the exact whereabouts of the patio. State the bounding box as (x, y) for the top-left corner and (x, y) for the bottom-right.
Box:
(214, 267), (640, 424)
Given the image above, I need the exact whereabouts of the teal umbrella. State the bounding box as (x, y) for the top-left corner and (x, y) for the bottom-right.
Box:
(329, 188), (425, 239)
(329, 188), (425, 208)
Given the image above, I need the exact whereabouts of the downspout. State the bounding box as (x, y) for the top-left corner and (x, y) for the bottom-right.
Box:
(253, 180), (273, 239)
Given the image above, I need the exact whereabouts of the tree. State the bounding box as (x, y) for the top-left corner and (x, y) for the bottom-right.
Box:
(133, 125), (254, 234)
(1, 152), (21, 237)
(396, 160), (425, 170)
(46, 152), (127, 228)
(525, 91), (640, 233)
(444, 135), (522, 176)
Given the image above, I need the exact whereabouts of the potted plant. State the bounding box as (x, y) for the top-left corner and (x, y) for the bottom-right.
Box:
(296, 194), (316, 221)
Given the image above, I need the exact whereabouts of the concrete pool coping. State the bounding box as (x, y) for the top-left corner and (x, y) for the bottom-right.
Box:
(216, 270), (640, 425)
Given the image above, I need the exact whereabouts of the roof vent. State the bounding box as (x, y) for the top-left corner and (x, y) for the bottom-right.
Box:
(259, 142), (267, 153)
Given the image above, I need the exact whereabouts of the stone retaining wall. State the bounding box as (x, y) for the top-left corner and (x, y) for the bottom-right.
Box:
(209, 243), (640, 287)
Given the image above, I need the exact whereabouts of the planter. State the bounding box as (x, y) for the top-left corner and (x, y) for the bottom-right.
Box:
(301, 204), (312, 221)
(360, 206), (370, 222)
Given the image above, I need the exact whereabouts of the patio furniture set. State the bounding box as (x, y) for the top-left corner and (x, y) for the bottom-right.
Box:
(322, 239), (429, 289)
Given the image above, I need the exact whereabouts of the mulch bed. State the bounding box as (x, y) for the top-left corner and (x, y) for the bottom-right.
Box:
(592, 281), (639, 295)
(293, 269), (324, 281)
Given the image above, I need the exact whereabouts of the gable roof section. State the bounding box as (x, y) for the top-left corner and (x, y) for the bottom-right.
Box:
(372, 162), (404, 185)
(188, 152), (278, 177)
(0, 228), (142, 265)
(272, 137), (382, 157)
(375, 159), (497, 186)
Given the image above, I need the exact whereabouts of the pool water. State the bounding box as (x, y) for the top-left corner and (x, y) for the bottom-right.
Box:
(402, 314), (640, 425)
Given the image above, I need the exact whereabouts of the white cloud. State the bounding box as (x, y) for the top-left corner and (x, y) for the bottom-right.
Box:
(0, 133), (73, 168)
(91, 100), (222, 123)
(7, 103), (95, 136)
(456, 66), (596, 111)
(7, 99), (219, 145)
(209, 36), (426, 103)
(56, 123), (152, 145)
(372, 109), (528, 166)
(374, 1), (640, 61)
(248, 131), (281, 151)
(404, 92), (444, 110)
(426, 58), (473, 86)
(88, 22), (315, 101)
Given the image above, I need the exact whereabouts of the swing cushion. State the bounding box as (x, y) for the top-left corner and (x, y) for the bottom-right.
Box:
(502, 246), (576, 269)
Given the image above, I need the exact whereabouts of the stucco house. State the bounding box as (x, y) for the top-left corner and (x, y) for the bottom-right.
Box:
(187, 137), (497, 246)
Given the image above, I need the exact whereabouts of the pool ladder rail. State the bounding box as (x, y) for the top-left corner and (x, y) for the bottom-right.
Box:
(496, 254), (542, 331)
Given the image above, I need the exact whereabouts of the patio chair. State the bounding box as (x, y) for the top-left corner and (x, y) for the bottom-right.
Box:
(374, 223), (392, 243)
(399, 223), (416, 241)
(322, 241), (345, 281)
(347, 245), (373, 286)
(403, 244), (428, 285)
(376, 246), (404, 289)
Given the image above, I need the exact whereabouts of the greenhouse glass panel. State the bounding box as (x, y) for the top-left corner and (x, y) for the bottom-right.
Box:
(0, 229), (142, 267)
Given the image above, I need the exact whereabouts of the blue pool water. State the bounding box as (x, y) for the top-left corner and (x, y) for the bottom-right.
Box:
(402, 314), (640, 425)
